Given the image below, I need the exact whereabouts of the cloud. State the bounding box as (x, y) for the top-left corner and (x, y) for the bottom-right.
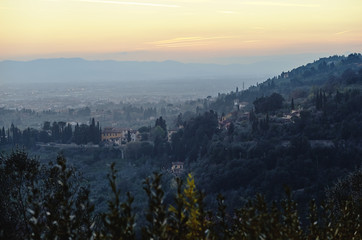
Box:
(156, 42), (210, 48)
(148, 36), (260, 48)
(151, 37), (209, 45)
(334, 30), (351, 35)
(149, 36), (235, 48)
(240, 1), (320, 8)
(76, 0), (180, 8)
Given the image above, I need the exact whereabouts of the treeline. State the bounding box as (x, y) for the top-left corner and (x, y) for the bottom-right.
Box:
(130, 88), (362, 209)
(125, 116), (170, 165)
(1, 150), (360, 240)
(123, 112), (219, 166)
(125, 88), (362, 206)
(0, 118), (101, 147)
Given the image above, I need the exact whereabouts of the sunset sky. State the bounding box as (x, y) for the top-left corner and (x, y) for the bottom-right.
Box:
(1, 0), (361, 63)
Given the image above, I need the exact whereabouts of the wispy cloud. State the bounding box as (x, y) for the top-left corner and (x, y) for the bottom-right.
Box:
(151, 36), (233, 44)
(156, 42), (211, 48)
(77, 0), (180, 8)
(240, 1), (320, 8)
(334, 30), (351, 35)
(149, 36), (235, 48)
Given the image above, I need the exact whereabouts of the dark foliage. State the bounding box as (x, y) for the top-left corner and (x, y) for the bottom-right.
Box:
(253, 93), (284, 113)
(0, 118), (101, 147)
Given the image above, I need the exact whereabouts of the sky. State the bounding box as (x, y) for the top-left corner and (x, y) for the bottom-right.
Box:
(1, 0), (362, 63)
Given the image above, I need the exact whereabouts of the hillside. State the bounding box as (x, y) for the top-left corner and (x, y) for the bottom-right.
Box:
(210, 53), (362, 114)
(1, 54), (361, 234)
(168, 53), (362, 208)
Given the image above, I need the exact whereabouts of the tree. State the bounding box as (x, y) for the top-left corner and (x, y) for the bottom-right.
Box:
(151, 126), (167, 141)
(142, 172), (168, 240)
(176, 113), (184, 127)
(171, 110), (218, 162)
(342, 68), (358, 84)
(183, 174), (210, 240)
(43, 121), (51, 131)
(62, 123), (73, 143)
(155, 116), (167, 132)
(90, 118), (96, 143)
(27, 154), (95, 240)
(168, 178), (188, 240)
(10, 123), (21, 144)
(253, 93), (284, 113)
(127, 130), (132, 142)
(0, 126), (6, 144)
(74, 123), (80, 144)
(2, 149), (362, 239)
(0, 149), (39, 239)
(0, 150), (96, 240)
(326, 169), (362, 215)
(318, 61), (328, 71)
(100, 162), (135, 240)
(51, 121), (60, 141)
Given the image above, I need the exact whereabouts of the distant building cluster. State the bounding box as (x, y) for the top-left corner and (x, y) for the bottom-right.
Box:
(101, 127), (139, 145)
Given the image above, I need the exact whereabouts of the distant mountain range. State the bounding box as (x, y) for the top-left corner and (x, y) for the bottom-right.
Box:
(0, 57), (311, 84)
(0, 58), (247, 83)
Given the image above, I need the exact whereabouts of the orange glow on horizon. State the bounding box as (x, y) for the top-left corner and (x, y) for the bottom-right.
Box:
(1, 0), (361, 62)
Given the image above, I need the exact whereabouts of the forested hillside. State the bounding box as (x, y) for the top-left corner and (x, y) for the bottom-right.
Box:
(167, 53), (362, 208)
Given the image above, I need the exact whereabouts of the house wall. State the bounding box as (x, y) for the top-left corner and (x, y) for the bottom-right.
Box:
(101, 131), (123, 141)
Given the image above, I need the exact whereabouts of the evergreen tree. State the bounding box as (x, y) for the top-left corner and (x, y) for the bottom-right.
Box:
(62, 123), (73, 143)
(43, 121), (51, 131)
(51, 122), (60, 142)
(27, 154), (95, 240)
(0, 126), (6, 144)
(168, 178), (188, 240)
(183, 173), (210, 240)
(127, 130), (132, 142)
(90, 118), (96, 143)
(142, 172), (168, 240)
(74, 123), (80, 144)
(100, 162), (135, 240)
(155, 116), (167, 132)
(0, 149), (39, 239)
(96, 121), (101, 144)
